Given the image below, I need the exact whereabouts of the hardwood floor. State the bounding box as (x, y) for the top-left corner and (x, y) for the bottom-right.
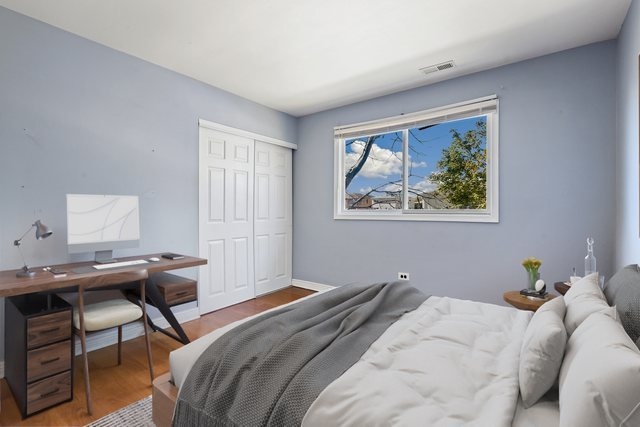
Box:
(0, 286), (314, 426)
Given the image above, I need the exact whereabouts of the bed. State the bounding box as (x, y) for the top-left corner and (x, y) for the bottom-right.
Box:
(153, 266), (640, 427)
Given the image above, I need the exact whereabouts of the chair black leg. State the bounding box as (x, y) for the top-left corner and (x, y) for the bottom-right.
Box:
(141, 280), (155, 382)
(118, 325), (123, 365)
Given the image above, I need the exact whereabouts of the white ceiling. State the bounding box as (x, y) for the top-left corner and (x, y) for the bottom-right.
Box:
(0, 0), (631, 116)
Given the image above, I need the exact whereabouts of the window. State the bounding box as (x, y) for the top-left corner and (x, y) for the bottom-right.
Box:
(334, 96), (499, 222)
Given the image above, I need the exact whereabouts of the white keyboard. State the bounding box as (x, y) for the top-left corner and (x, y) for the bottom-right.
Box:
(92, 259), (149, 270)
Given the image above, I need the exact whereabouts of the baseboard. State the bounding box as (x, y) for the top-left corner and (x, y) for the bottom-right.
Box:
(291, 279), (335, 292)
(0, 360), (4, 379)
(146, 307), (201, 330)
(256, 281), (295, 297)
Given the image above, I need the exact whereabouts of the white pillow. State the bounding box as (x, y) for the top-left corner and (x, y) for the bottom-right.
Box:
(559, 312), (640, 427)
(519, 296), (567, 408)
(564, 273), (604, 302)
(563, 273), (616, 335)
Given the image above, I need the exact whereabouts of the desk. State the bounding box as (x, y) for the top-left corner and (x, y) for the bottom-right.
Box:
(0, 253), (207, 345)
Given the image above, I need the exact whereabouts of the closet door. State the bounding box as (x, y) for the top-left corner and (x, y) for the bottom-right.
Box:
(198, 127), (255, 314)
(254, 141), (293, 295)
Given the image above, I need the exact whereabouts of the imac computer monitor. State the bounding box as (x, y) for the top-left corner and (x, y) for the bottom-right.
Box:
(66, 194), (140, 263)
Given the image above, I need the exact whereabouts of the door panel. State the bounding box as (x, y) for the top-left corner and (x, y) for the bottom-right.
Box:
(256, 174), (269, 220)
(274, 175), (286, 219)
(208, 240), (225, 296)
(208, 137), (225, 159)
(274, 233), (286, 278)
(208, 168), (225, 222)
(254, 141), (292, 295)
(232, 237), (249, 289)
(233, 170), (249, 221)
(199, 127), (255, 314)
(255, 234), (270, 284)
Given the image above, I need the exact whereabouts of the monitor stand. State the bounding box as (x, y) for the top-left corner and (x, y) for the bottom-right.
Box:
(94, 250), (117, 264)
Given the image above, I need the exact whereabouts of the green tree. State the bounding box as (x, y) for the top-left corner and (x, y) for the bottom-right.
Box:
(430, 121), (487, 208)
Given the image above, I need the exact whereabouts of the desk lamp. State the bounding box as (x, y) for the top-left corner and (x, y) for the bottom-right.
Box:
(14, 219), (53, 278)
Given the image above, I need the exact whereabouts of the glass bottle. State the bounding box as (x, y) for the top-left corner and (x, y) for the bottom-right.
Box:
(584, 237), (597, 276)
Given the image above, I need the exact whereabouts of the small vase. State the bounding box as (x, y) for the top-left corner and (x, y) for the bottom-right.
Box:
(526, 269), (540, 290)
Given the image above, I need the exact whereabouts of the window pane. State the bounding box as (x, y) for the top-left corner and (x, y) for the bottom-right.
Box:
(407, 116), (487, 210)
(344, 131), (403, 210)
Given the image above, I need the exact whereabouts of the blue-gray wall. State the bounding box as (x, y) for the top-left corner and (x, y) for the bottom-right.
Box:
(294, 41), (617, 305)
(0, 8), (297, 268)
(0, 5), (626, 367)
(615, 0), (640, 268)
(0, 7), (296, 361)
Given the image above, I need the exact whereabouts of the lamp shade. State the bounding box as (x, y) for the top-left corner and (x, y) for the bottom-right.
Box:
(34, 220), (53, 240)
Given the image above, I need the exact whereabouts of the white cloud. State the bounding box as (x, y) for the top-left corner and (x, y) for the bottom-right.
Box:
(345, 140), (425, 179)
(410, 178), (438, 193)
(410, 160), (428, 169)
(345, 141), (401, 178)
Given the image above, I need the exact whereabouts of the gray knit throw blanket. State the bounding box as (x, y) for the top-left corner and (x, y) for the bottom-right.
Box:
(173, 281), (428, 427)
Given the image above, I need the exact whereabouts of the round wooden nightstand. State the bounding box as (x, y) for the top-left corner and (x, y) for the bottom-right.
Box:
(503, 291), (556, 311)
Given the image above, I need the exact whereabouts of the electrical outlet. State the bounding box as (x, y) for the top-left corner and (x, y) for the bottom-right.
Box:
(398, 272), (410, 281)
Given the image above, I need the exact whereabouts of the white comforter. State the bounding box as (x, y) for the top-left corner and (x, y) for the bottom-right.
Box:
(302, 296), (531, 427)
(171, 294), (531, 426)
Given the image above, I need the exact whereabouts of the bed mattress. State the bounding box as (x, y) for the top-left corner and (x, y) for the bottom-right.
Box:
(170, 292), (559, 426)
(302, 296), (530, 426)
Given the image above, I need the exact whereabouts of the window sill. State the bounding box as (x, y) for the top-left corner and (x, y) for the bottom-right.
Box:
(333, 211), (499, 223)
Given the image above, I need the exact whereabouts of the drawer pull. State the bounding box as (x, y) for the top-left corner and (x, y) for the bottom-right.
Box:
(40, 357), (61, 365)
(41, 327), (60, 334)
(175, 291), (189, 297)
(40, 388), (60, 398)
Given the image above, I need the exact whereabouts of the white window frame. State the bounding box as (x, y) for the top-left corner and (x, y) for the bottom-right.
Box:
(334, 96), (499, 222)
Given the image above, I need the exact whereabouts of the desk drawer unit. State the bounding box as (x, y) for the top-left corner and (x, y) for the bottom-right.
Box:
(26, 371), (72, 415)
(5, 294), (74, 418)
(27, 340), (72, 382)
(152, 272), (197, 306)
(27, 311), (71, 349)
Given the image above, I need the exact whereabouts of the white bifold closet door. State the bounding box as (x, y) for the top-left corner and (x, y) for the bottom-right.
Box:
(199, 128), (255, 314)
(198, 126), (293, 315)
(254, 141), (292, 295)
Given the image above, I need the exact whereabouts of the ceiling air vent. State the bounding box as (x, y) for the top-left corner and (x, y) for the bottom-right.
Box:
(420, 60), (455, 75)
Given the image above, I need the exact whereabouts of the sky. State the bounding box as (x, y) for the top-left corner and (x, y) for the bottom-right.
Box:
(344, 116), (486, 199)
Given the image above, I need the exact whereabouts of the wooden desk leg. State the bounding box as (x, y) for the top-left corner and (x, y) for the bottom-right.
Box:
(144, 278), (191, 345)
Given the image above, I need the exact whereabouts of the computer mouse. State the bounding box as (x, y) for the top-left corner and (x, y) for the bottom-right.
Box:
(149, 257), (160, 262)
